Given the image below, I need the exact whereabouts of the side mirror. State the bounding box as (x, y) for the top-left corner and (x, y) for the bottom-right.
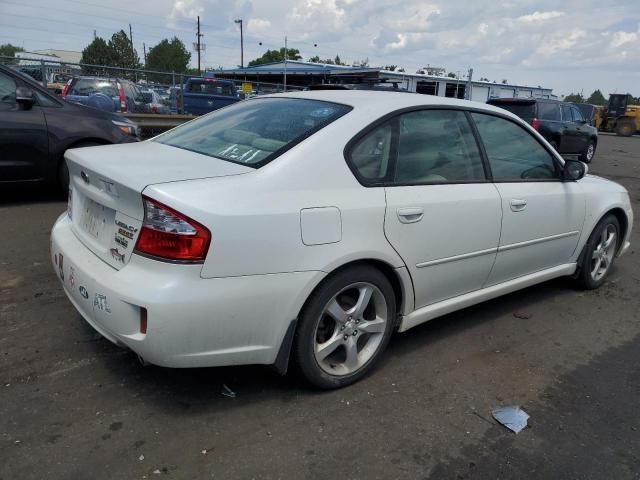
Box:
(563, 159), (587, 181)
(16, 86), (35, 109)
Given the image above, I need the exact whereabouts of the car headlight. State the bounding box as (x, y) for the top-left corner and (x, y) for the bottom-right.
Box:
(112, 119), (139, 137)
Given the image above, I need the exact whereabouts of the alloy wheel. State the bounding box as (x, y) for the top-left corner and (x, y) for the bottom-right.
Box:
(313, 282), (388, 376)
(590, 224), (617, 282)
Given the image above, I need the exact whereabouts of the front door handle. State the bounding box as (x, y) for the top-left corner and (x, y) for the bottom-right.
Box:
(397, 207), (424, 223)
(510, 199), (527, 212)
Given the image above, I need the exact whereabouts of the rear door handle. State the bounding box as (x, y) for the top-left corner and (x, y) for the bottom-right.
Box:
(397, 207), (424, 223)
(510, 199), (527, 212)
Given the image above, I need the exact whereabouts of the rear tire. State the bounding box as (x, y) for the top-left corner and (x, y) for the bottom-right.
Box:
(575, 214), (620, 290)
(293, 266), (396, 389)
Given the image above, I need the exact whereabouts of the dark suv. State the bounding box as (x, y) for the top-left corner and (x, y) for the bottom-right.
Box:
(487, 98), (598, 163)
(62, 76), (150, 113)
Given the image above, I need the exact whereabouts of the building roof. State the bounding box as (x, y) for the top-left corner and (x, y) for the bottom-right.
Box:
(220, 60), (355, 75)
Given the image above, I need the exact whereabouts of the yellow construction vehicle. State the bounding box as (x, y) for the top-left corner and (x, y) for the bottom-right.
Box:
(600, 94), (640, 137)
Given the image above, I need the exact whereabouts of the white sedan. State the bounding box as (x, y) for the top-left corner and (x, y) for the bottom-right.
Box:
(51, 91), (633, 389)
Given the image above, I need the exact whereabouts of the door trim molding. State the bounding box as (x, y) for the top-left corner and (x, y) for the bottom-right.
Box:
(498, 230), (580, 253)
(416, 247), (497, 268)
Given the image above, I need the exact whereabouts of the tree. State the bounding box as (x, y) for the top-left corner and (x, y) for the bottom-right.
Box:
(564, 93), (585, 103)
(585, 89), (606, 106)
(447, 72), (457, 78)
(501, 79), (508, 84)
(80, 37), (115, 72)
(145, 37), (191, 73)
(334, 55), (346, 66)
(248, 48), (302, 66)
(352, 58), (369, 67)
(384, 65), (398, 71)
(109, 30), (140, 70)
(0, 43), (24, 64)
(308, 55), (335, 64)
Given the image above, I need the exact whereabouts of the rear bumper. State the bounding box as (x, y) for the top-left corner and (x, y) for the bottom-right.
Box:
(51, 214), (325, 368)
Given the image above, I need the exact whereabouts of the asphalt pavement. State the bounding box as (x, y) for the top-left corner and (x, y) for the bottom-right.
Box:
(1, 133), (639, 479)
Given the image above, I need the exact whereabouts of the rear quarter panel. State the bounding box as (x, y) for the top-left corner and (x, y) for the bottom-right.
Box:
(143, 112), (406, 279)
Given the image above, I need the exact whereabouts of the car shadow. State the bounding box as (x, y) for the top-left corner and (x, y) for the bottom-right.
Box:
(88, 274), (579, 414)
(0, 182), (64, 206)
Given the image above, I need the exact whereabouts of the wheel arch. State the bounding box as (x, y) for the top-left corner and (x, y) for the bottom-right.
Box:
(607, 207), (629, 254)
(273, 258), (413, 375)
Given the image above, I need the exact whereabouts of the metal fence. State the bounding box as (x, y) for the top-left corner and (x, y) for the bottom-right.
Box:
(1, 55), (304, 138)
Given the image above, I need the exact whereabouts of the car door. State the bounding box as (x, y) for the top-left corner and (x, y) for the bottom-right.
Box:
(560, 104), (580, 153)
(570, 106), (590, 152)
(470, 112), (586, 286)
(0, 70), (49, 182)
(347, 109), (502, 309)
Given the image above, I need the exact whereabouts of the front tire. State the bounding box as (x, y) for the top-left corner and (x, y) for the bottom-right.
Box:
(576, 214), (620, 289)
(616, 119), (634, 137)
(293, 266), (396, 389)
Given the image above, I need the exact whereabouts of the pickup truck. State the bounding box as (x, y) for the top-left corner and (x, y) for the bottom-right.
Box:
(182, 77), (242, 115)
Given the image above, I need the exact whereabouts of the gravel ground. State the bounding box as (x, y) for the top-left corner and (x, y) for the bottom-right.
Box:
(1, 133), (639, 479)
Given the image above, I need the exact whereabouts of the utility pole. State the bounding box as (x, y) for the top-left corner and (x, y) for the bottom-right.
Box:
(197, 16), (203, 75)
(234, 19), (243, 69)
(283, 35), (287, 92)
(129, 24), (136, 67)
(143, 42), (147, 65)
(93, 30), (96, 40)
(465, 67), (473, 100)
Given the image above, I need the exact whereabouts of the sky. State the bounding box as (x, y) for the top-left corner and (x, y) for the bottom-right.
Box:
(1, 0), (639, 97)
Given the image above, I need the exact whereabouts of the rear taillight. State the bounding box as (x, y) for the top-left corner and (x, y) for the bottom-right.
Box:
(531, 118), (541, 131)
(117, 82), (127, 112)
(61, 79), (72, 97)
(134, 196), (211, 262)
(151, 105), (157, 113)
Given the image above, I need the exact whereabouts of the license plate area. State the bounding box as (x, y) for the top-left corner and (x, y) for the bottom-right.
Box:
(79, 197), (116, 248)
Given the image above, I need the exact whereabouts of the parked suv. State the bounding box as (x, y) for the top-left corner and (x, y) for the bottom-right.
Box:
(487, 98), (598, 163)
(62, 76), (150, 113)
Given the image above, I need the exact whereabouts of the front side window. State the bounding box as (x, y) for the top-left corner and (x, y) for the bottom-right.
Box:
(0, 72), (17, 105)
(394, 110), (485, 184)
(472, 113), (558, 181)
(156, 98), (351, 167)
(571, 107), (584, 122)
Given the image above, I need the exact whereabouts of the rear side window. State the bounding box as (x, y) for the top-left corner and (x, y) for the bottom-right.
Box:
(571, 107), (584, 122)
(394, 110), (485, 184)
(348, 109), (486, 185)
(561, 105), (573, 122)
(537, 102), (560, 121)
(156, 98), (351, 167)
(472, 113), (558, 181)
(69, 79), (117, 97)
(188, 81), (234, 96)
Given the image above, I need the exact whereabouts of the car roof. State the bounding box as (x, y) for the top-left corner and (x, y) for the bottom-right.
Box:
(263, 89), (518, 119)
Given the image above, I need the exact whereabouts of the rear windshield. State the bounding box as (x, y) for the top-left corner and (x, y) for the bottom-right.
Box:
(156, 98), (352, 167)
(69, 78), (117, 97)
(188, 81), (235, 96)
(489, 101), (535, 119)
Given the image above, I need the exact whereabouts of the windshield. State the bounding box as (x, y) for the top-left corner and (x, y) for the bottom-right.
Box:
(156, 97), (352, 167)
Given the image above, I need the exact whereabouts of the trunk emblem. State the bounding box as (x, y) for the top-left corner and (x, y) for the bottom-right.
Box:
(81, 171), (90, 184)
(79, 286), (89, 299)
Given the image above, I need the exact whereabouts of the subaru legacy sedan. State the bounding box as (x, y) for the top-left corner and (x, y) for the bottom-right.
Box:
(51, 91), (633, 389)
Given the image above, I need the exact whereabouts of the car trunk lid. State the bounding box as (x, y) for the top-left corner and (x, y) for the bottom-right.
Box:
(65, 142), (253, 270)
